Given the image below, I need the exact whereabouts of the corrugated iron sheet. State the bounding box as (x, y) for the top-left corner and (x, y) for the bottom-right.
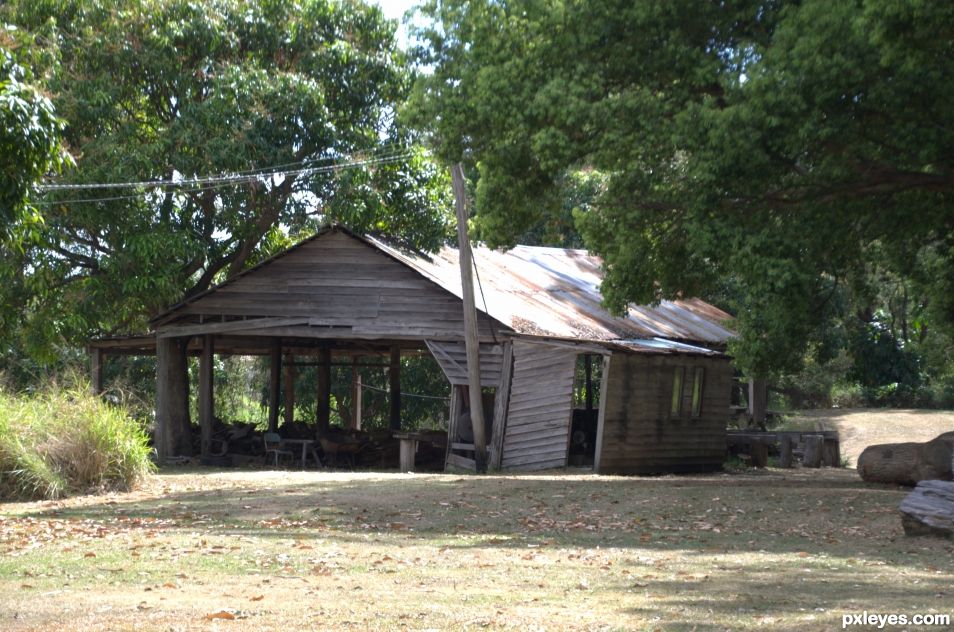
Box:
(368, 237), (736, 345)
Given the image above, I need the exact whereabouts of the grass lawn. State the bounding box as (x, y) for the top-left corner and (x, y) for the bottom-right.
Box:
(1, 467), (952, 631)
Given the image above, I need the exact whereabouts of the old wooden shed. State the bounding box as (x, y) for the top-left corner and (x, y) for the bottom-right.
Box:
(93, 224), (736, 474)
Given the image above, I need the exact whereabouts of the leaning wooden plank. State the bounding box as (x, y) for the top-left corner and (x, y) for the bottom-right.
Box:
(899, 480), (954, 538)
(446, 453), (477, 472)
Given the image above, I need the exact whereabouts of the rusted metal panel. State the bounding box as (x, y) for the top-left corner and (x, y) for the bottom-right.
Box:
(146, 225), (735, 348)
(367, 235), (736, 345)
(499, 341), (577, 471)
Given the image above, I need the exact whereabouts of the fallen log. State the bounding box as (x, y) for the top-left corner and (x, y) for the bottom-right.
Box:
(858, 432), (954, 486)
(899, 480), (954, 539)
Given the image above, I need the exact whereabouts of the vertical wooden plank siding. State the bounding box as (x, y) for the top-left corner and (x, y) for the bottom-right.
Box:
(500, 341), (578, 471)
(198, 335), (214, 457)
(268, 340), (281, 433)
(283, 354), (295, 425)
(489, 341), (514, 470)
(592, 354), (612, 472)
(445, 386), (463, 469)
(596, 353), (731, 475)
(389, 347), (401, 431)
(317, 347), (331, 434)
(177, 230), (501, 340)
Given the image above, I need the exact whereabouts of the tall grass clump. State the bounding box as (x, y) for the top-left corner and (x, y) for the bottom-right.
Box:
(0, 386), (155, 500)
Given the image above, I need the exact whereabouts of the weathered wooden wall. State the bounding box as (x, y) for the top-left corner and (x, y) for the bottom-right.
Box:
(595, 352), (730, 475)
(499, 341), (577, 471)
(170, 230), (500, 340)
(426, 341), (504, 386)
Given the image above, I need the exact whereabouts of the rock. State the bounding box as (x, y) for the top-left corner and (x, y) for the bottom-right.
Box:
(899, 480), (954, 539)
(858, 432), (954, 486)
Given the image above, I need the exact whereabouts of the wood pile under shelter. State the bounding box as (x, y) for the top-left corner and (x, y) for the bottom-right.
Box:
(90, 224), (737, 474)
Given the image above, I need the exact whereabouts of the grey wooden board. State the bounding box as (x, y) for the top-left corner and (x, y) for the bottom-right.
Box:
(165, 230), (503, 340)
(500, 341), (577, 471)
(425, 340), (504, 387)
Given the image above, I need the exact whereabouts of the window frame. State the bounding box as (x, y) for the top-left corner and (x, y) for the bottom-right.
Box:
(690, 366), (705, 418)
(670, 366), (685, 418)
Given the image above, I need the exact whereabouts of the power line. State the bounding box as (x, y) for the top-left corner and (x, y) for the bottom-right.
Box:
(33, 151), (415, 205)
(36, 147), (416, 193)
(359, 382), (450, 402)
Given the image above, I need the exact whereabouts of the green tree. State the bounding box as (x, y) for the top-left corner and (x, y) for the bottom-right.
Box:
(2, 0), (452, 357)
(409, 0), (954, 377)
(0, 30), (65, 239)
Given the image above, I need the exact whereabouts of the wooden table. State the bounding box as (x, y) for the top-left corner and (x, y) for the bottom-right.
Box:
(280, 438), (319, 468)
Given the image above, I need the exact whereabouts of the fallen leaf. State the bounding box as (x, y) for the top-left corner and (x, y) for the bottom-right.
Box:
(205, 611), (236, 620)
(84, 552), (96, 558)
(249, 595), (264, 602)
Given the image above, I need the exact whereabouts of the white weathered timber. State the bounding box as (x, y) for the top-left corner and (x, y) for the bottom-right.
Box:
(426, 340), (504, 386)
(489, 341), (513, 470)
(899, 480), (954, 538)
(500, 341), (577, 471)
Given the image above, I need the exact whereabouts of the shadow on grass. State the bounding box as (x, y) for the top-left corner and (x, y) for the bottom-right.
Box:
(14, 467), (952, 570)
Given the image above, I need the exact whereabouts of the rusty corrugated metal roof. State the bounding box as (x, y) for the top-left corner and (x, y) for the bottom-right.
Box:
(367, 237), (736, 345)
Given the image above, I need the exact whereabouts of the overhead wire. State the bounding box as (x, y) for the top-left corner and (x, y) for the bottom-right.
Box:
(36, 144), (414, 191)
(33, 150), (415, 205)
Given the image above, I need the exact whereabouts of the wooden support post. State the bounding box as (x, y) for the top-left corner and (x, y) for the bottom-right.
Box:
(802, 434), (824, 468)
(779, 435), (794, 468)
(451, 162), (488, 472)
(156, 336), (193, 460)
(389, 347), (401, 431)
(489, 341), (513, 470)
(823, 437), (841, 467)
(283, 353), (295, 426)
(316, 347), (331, 435)
(199, 335), (214, 458)
(268, 339), (281, 433)
(399, 437), (418, 472)
(748, 378), (768, 428)
(90, 347), (104, 396)
(592, 354), (612, 474)
(354, 364), (363, 431)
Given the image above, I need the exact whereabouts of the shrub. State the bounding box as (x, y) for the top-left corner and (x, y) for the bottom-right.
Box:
(0, 386), (154, 500)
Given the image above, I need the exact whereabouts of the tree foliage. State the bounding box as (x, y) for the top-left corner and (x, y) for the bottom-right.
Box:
(1, 0), (453, 357)
(409, 0), (954, 377)
(0, 29), (65, 240)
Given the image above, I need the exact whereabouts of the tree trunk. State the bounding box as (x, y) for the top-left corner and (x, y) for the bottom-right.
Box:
(750, 442), (769, 468)
(156, 336), (193, 459)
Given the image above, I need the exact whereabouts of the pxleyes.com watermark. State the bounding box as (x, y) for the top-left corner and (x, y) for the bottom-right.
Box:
(842, 612), (950, 629)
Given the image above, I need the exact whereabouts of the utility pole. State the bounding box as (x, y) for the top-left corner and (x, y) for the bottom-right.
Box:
(451, 162), (487, 472)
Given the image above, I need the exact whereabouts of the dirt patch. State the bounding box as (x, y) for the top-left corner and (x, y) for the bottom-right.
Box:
(784, 409), (954, 466)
